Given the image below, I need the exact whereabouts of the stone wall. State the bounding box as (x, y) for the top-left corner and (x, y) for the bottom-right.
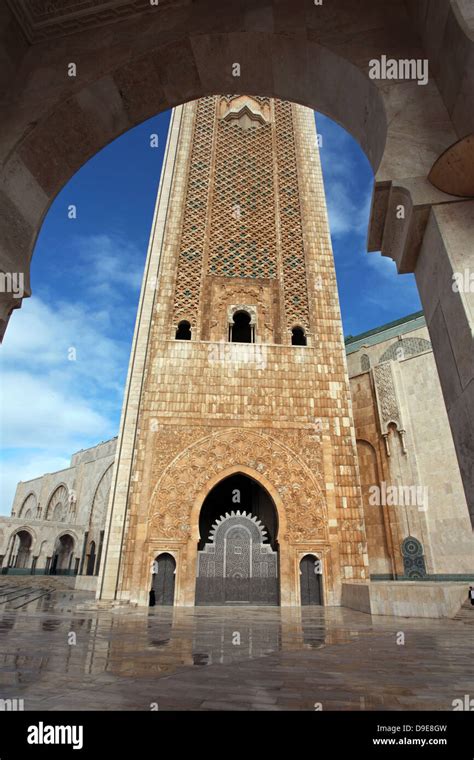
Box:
(0, 438), (116, 575)
(348, 318), (474, 580)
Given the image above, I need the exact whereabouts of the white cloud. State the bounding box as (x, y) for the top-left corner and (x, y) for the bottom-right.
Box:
(1, 370), (110, 449)
(71, 233), (144, 302)
(0, 233), (144, 513)
(362, 253), (421, 312)
(325, 181), (372, 239)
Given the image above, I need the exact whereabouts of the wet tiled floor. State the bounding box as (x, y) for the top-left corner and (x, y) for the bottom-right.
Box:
(0, 587), (472, 710)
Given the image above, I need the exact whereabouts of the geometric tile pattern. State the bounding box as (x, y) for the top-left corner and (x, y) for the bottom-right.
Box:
(173, 96), (216, 326)
(275, 100), (310, 331)
(208, 114), (277, 279)
(173, 96), (311, 332)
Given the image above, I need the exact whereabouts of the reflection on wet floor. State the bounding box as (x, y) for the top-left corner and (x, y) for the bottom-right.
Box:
(0, 585), (472, 711)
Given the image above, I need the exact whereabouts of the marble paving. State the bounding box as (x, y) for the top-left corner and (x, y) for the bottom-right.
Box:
(0, 587), (472, 711)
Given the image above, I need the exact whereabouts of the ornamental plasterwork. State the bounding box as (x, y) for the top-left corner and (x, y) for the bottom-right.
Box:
(227, 304), (257, 326)
(148, 428), (327, 542)
(373, 362), (407, 456)
(7, 0), (157, 42)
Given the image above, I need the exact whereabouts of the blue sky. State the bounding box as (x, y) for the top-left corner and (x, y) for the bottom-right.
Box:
(0, 108), (421, 513)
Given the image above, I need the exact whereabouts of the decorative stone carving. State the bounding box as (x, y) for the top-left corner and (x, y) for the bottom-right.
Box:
(8, 0), (153, 42)
(373, 362), (407, 456)
(45, 484), (69, 521)
(196, 511), (278, 605)
(219, 96), (271, 130)
(149, 428), (327, 542)
(18, 493), (37, 519)
(227, 304), (257, 326)
(378, 337), (431, 364)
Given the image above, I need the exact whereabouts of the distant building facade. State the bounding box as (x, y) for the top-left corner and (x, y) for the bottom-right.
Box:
(0, 439), (115, 584)
(346, 311), (473, 582)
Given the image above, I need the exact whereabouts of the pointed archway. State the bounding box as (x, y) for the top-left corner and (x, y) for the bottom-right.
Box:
(195, 473), (279, 606)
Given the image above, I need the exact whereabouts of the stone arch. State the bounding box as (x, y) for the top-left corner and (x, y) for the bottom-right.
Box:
(88, 464), (113, 542)
(0, 12), (397, 336)
(50, 531), (78, 574)
(2, 0), (474, 532)
(8, 527), (35, 569)
(149, 429), (327, 544)
(291, 325), (307, 346)
(150, 552), (176, 606)
(86, 540), (96, 576)
(3, 0), (471, 341)
(55, 528), (80, 546)
(18, 492), (37, 519)
(10, 525), (37, 545)
(196, 471), (280, 549)
(378, 337), (432, 364)
(175, 319), (191, 340)
(45, 484), (69, 521)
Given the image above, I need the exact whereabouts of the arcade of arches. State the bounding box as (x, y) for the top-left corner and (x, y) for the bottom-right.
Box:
(0, 440), (116, 581)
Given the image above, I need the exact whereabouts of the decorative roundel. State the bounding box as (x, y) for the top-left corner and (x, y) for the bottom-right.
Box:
(401, 537), (423, 557)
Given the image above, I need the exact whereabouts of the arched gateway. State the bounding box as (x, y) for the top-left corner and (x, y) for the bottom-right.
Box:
(196, 474), (279, 605)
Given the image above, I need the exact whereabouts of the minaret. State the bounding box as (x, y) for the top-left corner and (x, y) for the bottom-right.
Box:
(97, 95), (368, 607)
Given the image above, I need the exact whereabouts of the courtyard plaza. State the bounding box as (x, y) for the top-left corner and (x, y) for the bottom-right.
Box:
(0, 581), (472, 711)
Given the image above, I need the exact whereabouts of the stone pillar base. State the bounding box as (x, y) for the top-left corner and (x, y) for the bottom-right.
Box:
(342, 581), (469, 618)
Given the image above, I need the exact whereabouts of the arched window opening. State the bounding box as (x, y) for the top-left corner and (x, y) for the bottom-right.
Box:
(10, 530), (33, 569)
(230, 310), (253, 343)
(361, 353), (370, 372)
(291, 326), (307, 346)
(50, 534), (75, 575)
(175, 320), (191, 340)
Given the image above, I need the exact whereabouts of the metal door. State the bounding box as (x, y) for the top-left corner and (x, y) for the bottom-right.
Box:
(300, 555), (322, 605)
(153, 553), (176, 605)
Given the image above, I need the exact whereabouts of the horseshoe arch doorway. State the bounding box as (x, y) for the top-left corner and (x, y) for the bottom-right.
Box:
(195, 474), (279, 605)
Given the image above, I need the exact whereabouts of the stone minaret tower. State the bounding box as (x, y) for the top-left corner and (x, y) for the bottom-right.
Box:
(97, 96), (368, 607)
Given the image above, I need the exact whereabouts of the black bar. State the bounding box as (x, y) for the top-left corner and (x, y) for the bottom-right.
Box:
(0, 711), (471, 758)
